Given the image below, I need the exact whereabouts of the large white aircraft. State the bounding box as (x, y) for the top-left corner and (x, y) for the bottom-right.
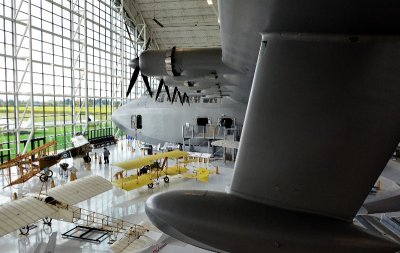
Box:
(112, 47), (249, 145)
(142, 0), (400, 252)
(112, 95), (246, 145)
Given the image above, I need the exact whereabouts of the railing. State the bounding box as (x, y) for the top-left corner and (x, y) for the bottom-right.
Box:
(72, 207), (146, 235)
(182, 124), (241, 140)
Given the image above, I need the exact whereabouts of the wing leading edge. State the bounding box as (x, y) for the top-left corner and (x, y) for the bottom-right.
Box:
(0, 196), (57, 237)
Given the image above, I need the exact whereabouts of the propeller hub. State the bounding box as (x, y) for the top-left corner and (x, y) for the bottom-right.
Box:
(129, 57), (139, 69)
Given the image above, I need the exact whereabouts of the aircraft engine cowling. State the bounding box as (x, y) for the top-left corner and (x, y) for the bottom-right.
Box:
(139, 47), (236, 78)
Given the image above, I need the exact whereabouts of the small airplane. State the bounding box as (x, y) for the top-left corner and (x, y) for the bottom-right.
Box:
(143, 0), (400, 252)
(112, 46), (248, 146)
(112, 150), (190, 190)
(112, 93), (246, 146)
(0, 135), (92, 187)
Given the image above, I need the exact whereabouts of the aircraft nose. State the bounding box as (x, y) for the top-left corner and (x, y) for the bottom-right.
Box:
(111, 104), (132, 132)
(111, 100), (142, 138)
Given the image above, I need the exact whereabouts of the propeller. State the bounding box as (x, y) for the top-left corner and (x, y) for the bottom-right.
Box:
(126, 38), (153, 97)
(153, 18), (164, 28)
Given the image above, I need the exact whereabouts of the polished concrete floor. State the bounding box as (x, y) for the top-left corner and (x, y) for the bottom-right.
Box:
(0, 140), (235, 253)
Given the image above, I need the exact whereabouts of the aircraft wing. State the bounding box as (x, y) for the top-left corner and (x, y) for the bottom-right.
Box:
(114, 150), (188, 170)
(71, 135), (90, 147)
(46, 175), (112, 205)
(0, 196), (57, 237)
(145, 1), (400, 252)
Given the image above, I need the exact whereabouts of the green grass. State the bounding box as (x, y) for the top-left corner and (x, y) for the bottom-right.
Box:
(0, 106), (114, 114)
(0, 105), (119, 160)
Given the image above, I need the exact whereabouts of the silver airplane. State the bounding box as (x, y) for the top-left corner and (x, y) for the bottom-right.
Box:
(112, 47), (250, 145)
(111, 94), (246, 145)
(141, 0), (400, 252)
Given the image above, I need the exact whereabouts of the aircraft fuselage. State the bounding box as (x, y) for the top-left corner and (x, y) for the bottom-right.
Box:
(112, 95), (246, 145)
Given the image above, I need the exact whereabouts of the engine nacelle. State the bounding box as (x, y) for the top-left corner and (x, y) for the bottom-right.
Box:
(138, 47), (236, 78)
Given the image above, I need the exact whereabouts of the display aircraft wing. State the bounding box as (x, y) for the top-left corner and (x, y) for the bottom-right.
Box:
(145, 0), (400, 252)
(113, 150), (188, 171)
(46, 175), (112, 205)
(0, 196), (57, 237)
(71, 135), (90, 148)
(0, 175), (112, 237)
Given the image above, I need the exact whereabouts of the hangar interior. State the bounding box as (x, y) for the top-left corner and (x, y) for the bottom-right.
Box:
(1, 0), (400, 253)
(0, 0), (228, 252)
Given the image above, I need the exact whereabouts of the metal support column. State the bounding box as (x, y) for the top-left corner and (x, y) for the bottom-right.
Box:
(110, 1), (126, 135)
(12, 0), (34, 154)
(70, 0), (88, 135)
(134, 23), (146, 99)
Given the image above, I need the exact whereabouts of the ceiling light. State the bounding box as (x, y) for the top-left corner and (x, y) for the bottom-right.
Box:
(207, 0), (213, 5)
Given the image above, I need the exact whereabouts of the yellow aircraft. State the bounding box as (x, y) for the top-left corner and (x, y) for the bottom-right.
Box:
(182, 167), (214, 183)
(112, 150), (189, 191)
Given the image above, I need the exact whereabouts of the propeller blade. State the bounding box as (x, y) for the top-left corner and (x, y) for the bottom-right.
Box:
(141, 73), (153, 97)
(153, 18), (164, 28)
(155, 79), (164, 101)
(144, 37), (151, 51)
(165, 85), (171, 102)
(177, 90), (183, 105)
(126, 66), (140, 97)
(183, 92), (190, 106)
(171, 86), (179, 104)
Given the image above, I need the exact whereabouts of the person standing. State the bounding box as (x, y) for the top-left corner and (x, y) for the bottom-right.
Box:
(103, 147), (110, 164)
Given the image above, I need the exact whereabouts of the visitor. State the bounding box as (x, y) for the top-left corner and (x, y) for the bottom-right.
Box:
(103, 147), (110, 164)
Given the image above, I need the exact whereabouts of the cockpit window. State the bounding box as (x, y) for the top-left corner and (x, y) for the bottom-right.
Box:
(220, 117), (234, 128)
(197, 117), (209, 126)
(136, 115), (142, 129)
(131, 115), (136, 129)
(131, 115), (142, 129)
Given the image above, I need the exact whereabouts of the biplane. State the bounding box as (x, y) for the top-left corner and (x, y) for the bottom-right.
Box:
(112, 150), (190, 191)
(0, 140), (58, 188)
(0, 135), (92, 188)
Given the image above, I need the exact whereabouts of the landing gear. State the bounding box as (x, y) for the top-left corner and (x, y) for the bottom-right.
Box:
(147, 183), (154, 189)
(19, 225), (29, 235)
(39, 170), (53, 182)
(43, 217), (52, 225)
(164, 176), (170, 183)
